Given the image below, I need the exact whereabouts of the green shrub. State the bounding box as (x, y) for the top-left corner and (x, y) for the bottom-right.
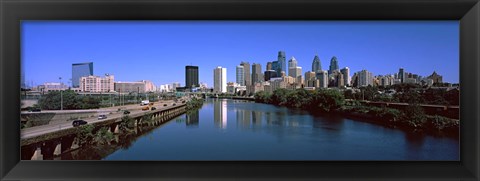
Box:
(94, 127), (114, 145)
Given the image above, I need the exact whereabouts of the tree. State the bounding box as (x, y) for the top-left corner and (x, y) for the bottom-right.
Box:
(270, 89), (290, 106)
(94, 127), (114, 145)
(254, 91), (271, 103)
(403, 103), (427, 128)
(314, 89), (345, 112)
(76, 124), (95, 145)
(37, 90), (101, 110)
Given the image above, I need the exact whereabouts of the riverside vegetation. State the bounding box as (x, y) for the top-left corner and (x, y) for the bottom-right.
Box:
(254, 87), (458, 136)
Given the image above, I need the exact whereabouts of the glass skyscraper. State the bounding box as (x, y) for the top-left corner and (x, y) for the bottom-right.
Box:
(312, 55), (321, 73)
(185, 65), (199, 88)
(236, 65), (245, 86)
(277, 51), (286, 75)
(328, 56), (339, 74)
(72, 62), (93, 88)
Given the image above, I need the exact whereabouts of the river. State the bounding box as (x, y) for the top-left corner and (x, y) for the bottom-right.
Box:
(91, 98), (458, 161)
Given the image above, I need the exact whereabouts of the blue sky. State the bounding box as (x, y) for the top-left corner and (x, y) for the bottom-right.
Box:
(22, 21), (459, 87)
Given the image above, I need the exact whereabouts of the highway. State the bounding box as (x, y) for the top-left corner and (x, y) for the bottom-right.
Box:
(21, 99), (186, 139)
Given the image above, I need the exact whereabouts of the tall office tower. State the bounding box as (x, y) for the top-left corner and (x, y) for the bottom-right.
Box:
(264, 70), (277, 81)
(357, 69), (373, 87)
(214, 66), (227, 93)
(328, 56), (339, 74)
(251, 63), (263, 84)
(340, 67), (350, 87)
(240, 62), (251, 86)
(316, 70), (328, 88)
(271, 61), (279, 75)
(312, 55), (322, 73)
(236, 65), (245, 86)
(398, 68), (405, 83)
(266, 62), (273, 70)
(288, 57), (298, 78)
(72, 62), (93, 88)
(331, 70), (344, 87)
(277, 51), (286, 75)
(185, 65), (199, 88)
(295, 67), (303, 85)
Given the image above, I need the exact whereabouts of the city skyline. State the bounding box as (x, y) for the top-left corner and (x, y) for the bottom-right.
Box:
(22, 21), (459, 87)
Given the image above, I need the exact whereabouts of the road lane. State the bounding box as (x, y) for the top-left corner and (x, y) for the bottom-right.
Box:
(21, 101), (185, 139)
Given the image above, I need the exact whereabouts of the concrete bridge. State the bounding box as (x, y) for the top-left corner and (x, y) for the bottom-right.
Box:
(21, 103), (187, 160)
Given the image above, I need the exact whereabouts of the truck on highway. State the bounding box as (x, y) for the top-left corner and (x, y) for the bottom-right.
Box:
(140, 100), (150, 106)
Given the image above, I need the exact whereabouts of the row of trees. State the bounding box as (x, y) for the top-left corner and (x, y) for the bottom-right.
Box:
(254, 88), (458, 133)
(36, 90), (167, 110)
(38, 90), (101, 110)
(255, 88), (345, 112)
(344, 84), (459, 106)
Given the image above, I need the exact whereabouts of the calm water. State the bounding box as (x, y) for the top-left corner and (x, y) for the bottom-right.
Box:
(102, 98), (459, 161)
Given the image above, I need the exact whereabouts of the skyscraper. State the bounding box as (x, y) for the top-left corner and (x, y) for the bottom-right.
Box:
(288, 57), (298, 78)
(266, 62), (272, 71)
(312, 55), (321, 73)
(357, 69), (373, 87)
(236, 65), (245, 86)
(214, 66), (227, 93)
(185, 65), (199, 88)
(277, 51), (286, 75)
(72, 62), (93, 88)
(340, 67), (350, 87)
(240, 62), (251, 86)
(264, 70), (277, 81)
(251, 63), (263, 84)
(399, 68), (405, 83)
(271, 61), (280, 77)
(328, 56), (339, 74)
(316, 70), (328, 88)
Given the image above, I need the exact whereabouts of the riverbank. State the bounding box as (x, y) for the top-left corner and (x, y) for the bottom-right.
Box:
(254, 89), (459, 138)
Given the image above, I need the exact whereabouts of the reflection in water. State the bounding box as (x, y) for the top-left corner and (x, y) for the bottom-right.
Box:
(186, 110), (199, 127)
(236, 108), (251, 129)
(213, 99), (227, 129)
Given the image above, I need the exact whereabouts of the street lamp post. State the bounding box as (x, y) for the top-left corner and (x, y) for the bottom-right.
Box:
(59, 77), (63, 110)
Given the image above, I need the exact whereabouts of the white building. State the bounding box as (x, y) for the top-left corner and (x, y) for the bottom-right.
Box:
(140, 80), (156, 92)
(357, 70), (373, 87)
(214, 66), (227, 93)
(37, 82), (69, 92)
(80, 74), (115, 92)
(340, 67), (350, 87)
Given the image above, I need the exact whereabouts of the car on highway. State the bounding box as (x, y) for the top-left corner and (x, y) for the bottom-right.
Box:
(98, 115), (107, 120)
(72, 120), (88, 127)
(151, 107), (156, 110)
(142, 106), (149, 111)
(163, 104), (167, 107)
(31, 108), (41, 112)
(123, 110), (130, 115)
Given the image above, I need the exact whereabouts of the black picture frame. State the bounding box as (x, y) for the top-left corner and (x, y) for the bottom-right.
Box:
(1, 0), (479, 180)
